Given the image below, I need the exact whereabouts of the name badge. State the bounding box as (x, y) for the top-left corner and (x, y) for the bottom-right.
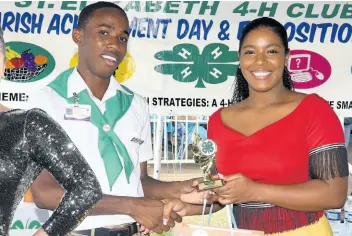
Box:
(64, 104), (91, 121)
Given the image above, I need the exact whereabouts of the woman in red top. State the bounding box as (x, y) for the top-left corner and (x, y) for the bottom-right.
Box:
(208, 17), (349, 235)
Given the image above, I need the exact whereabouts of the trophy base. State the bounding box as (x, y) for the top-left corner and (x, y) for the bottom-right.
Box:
(198, 179), (224, 191)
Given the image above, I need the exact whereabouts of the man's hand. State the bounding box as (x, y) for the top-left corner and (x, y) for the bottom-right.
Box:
(178, 178), (219, 204)
(163, 198), (189, 223)
(129, 198), (182, 234)
(162, 198), (225, 222)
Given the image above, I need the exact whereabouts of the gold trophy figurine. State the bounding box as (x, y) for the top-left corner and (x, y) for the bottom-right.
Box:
(192, 132), (224, 191)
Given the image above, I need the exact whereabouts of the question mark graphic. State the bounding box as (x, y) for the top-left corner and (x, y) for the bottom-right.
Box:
(296, 58), (301, 68)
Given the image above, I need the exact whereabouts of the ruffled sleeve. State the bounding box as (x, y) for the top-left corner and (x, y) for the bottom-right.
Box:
(306, 95), (349, 180)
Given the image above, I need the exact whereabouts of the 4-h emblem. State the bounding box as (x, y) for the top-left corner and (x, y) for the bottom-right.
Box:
(199, 139), (217, 156)
(154, 43), (239, 88)
(11, 219), (41, 230)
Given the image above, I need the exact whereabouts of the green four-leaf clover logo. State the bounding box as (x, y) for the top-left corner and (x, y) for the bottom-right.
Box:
(11, 219), (41, 230)
(154, 43), (239, 88)
(200, 140), (216, 156)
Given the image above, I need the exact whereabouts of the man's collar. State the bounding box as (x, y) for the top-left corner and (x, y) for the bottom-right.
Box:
(67, 68), (132, 100)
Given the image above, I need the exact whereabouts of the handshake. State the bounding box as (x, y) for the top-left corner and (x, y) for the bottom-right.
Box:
(133, 172), (259, 234)
(131, 178), (220, 234)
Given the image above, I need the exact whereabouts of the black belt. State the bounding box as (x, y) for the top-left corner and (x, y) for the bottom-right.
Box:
(74, 222), (142, 236)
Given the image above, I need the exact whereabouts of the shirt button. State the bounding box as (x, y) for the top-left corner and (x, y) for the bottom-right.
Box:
(103, 124), (111, 132)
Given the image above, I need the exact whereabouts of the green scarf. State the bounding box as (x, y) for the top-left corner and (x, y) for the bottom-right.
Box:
(49, 68), (134, 190)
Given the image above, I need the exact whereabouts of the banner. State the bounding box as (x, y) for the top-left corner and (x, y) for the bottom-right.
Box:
(9, 202), (49, 236)
(0, 1), (351, 116)
(0, 1), (351, 235)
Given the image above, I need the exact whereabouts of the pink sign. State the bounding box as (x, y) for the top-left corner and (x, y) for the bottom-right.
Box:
(288, 50), (332, 89)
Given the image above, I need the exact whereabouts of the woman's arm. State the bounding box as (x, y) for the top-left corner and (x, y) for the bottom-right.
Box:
(25, 108), (103, 235)
(256, 177), (347, 211)
(255, 146), (349, 211)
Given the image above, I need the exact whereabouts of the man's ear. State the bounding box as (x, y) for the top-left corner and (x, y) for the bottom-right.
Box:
(72, 28), (83, 46)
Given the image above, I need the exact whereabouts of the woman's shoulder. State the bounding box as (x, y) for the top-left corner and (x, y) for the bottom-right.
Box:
(295, 93), (333, 115)
(208, 103), (243, 129)
(24, 108), (53, 125)
(293, 92), (328, 105)
(281, 92), (330, 115)
(25, 107), (48, 116)
(209, 107), (226, 124)
(0, 107), (48, 117)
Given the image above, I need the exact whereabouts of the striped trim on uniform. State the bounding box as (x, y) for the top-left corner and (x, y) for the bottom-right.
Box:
(237, 202), (274, 208)
(309, 143), (345, 156)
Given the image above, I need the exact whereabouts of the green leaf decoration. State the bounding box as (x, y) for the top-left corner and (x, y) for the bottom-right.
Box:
(154, 43), (239, 88)
(10, 220), (24, 229)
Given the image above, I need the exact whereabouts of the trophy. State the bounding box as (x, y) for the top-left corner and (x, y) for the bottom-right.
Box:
(192, 132), (224, 191)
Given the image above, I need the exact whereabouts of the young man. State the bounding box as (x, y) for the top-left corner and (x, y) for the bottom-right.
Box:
(28, 2), (217, 235)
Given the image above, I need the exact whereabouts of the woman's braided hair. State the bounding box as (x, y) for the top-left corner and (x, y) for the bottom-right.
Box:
(231, 17), (294, 104)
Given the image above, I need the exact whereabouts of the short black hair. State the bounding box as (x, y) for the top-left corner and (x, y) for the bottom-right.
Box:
(78, 1), (127, 29)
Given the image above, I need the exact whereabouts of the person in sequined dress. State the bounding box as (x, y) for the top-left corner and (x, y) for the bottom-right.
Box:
(0, 28), (103, 236)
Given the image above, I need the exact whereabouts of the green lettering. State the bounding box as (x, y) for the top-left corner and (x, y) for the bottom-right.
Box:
(321, 4), (340, 19)
(287, 3), (304, 18)
(199, 1), (219, 15)
(232, 2), (249, 16)
(306, 4), (319, 18)
(79, 1), (87, 11)
(341, 4), (352, 18)
(258, 2), (278, 17)
(164, 1), (180, 13)
(124, 1), (141, 12)
(37, 1), (45, 9)
(145, 1), (162, 12)
(184, 1), (200, 14)
(61, 1), (78, 10)
(15, 1), (32, 8)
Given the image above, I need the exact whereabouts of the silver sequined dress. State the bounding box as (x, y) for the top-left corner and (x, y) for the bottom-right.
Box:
(0, 108), (103, 236)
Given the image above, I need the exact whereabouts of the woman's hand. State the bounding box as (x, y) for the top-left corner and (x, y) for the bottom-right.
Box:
(213, 173), (259, 205)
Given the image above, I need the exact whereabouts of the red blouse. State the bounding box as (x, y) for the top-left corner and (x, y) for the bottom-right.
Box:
(208, 94), (349, 233)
